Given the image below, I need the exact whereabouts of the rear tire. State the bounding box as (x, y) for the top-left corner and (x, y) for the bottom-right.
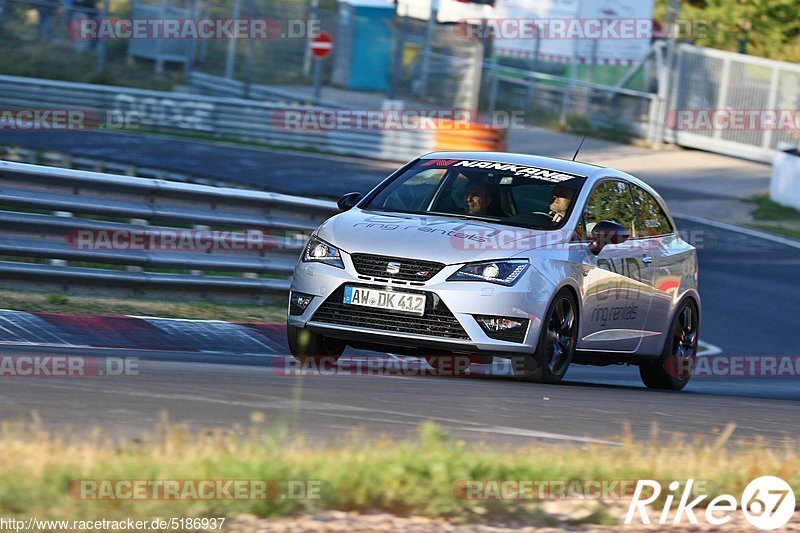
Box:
(639, 299), (699, 390)
(287, 324), (345, 367)
(513, 288), (578, 384)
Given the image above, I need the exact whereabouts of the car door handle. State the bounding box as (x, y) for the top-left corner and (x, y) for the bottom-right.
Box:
(642, 255), (654, 264)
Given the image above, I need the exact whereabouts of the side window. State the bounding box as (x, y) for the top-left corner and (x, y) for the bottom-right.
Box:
(631, 186), (673, 237)
(581, 180), (637, 239)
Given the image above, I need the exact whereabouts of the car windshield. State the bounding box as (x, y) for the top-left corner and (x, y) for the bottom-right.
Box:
(363, 159), (586, 230)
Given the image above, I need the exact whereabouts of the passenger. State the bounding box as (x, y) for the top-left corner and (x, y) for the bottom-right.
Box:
(549, 185), (574, 223)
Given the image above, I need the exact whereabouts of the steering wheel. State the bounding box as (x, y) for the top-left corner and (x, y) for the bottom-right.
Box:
(530, 211), (555, 219)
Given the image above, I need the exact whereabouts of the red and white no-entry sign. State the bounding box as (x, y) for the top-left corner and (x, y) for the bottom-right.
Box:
(310, 32), (333, 59)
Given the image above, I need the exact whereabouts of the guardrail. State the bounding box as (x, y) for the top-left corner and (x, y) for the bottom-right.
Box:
(186, 71), (345, 108)
(0, 159), (338, 303)
(0, 75), (433, 161)
(0, 145), (253, 189)
(0, 74), (507, 161)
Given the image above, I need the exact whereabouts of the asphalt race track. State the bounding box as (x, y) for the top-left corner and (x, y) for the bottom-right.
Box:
(0, 131), (397, 197)
(0, 216), (798, 446)
(0, 131), (798, 445)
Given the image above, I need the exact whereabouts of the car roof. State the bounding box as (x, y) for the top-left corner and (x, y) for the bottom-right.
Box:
(420, 151), (602, 177)
(419, 151), (663, 199)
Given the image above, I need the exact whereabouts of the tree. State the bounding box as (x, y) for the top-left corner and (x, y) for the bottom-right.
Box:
(655, 0), (800, 62)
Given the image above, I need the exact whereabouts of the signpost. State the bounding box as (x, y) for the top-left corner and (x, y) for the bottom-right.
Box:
(310, 32), (333, 104)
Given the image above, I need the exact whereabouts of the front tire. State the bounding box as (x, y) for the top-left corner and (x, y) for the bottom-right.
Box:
(513, 288), (578, 384)
(287, 324), (345, 366)
(639, 299), (699, 390)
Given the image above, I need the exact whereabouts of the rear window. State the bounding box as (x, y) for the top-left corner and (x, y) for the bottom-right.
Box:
(631, 185), (673, 237)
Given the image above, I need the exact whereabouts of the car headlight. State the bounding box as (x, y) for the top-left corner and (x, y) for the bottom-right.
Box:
(447, 259), (529, 286)
(303, 236), (344, 269)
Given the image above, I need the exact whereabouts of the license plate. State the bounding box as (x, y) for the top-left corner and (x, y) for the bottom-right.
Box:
(343, 286), (426, 316)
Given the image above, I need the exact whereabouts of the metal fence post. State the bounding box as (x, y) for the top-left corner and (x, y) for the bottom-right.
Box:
(243, 1), (254, 99)
(584, 39), (599, 116)
(559, 58), (577, 127)
(712, 56), (731, 141)
(154, 0), (166, 73)
(466, 39), (483, 112)
(526, 29), (540, 108)
(761, 66), (781, 150)
(487, 58), (499, 115)
(224, 0), (241, 79)
(653, 0), (680, 146)
(303, 0), (319, 77)
(312, 56), (323, 104)
(95, 0), (110, 77)
(184, 0), (198, 76)
(388, 9), (408, 100)
(417, 0), (438, 98)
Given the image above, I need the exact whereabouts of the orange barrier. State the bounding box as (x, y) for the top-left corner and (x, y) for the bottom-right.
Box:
(432, 119), (507, 152)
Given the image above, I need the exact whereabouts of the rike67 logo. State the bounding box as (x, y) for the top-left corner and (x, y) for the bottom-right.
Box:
(625, 476), (795, 530)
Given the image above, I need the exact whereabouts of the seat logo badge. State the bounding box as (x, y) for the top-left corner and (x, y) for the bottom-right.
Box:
(386, 261), (401, 275)
(416, 271), (429, 277)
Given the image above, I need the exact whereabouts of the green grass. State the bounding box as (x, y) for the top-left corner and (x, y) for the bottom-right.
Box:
(744, 194), (800, 240)
(0, 419), (796, 525)
(0, 289), (285, 322)
(0, 35), (184, 90)
(748, 224), (800, 240)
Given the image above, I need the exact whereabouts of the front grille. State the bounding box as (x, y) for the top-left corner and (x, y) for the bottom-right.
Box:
(350, 253), (444, 282)
(311, 285), (470, 340)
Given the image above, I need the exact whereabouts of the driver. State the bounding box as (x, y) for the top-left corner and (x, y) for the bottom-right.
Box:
(549, 185), (574, 223)
(463, 180), (493, 215)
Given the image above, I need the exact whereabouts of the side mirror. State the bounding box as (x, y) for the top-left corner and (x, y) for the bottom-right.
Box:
(337, 192), (363, 212)
(589, 220), (629, 255)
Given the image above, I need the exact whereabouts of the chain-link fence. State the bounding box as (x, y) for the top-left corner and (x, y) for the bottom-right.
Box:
(187, 8), (485, 112)
(388, 17), (483, 111)
(188, 0), (336, 87)
(480, 59), (659, 143)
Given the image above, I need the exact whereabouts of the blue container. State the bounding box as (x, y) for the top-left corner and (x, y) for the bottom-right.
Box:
(332, 0), (395, 91)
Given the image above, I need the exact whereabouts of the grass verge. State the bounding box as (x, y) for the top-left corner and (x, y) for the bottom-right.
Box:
(744, 194), (800, 240)
(0, 35), (185, 90)
(0, 418), (796, 525)
(0, 289), (285, 322)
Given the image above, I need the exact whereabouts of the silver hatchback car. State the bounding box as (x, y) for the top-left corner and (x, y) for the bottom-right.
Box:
(287, 152), (700, 389)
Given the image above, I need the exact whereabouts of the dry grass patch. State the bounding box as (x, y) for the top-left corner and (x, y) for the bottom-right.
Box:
(0, 417), (797, 525)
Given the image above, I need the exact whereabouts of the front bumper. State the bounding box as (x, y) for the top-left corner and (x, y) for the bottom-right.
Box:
(288, 254), (554, 354)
